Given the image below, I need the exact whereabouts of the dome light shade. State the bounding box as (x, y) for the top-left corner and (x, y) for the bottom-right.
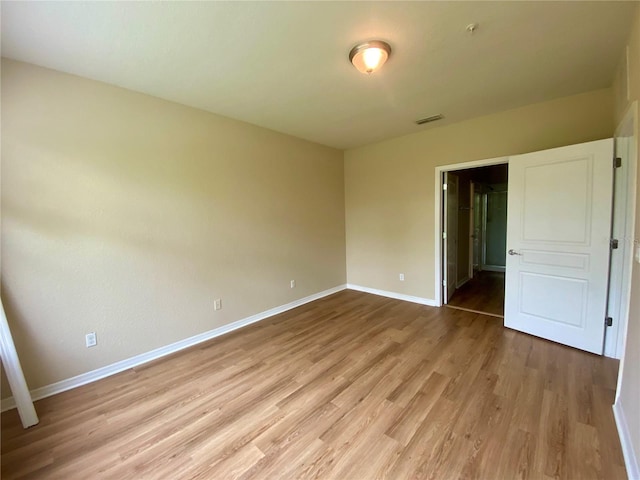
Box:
(349, 40), (391, 74)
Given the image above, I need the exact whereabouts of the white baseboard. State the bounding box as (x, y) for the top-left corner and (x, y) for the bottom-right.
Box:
(346, 284), (437, 307)
(614, 401), (640, 479)
(1, 284), (347, 412)
(481, 265), (505, 273)
(456, 277), (470, 289)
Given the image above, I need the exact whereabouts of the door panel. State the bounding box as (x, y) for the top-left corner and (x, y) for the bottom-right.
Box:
(443, 172), (458, 302)
(519, 272), (587, 327)
(473, 192), (482, 270)
(504, 139), (613, 354)
(522, 159), (592, 243)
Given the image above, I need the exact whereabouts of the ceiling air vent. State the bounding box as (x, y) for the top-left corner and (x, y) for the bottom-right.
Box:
(415, 114), (444, 125)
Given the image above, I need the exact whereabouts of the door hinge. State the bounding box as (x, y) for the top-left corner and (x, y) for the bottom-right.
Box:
(614, 157), (622, 168)
(443, 232), (447, 240)
(442, 280), (447, 287)
(605, 317), (613, 327)
(610, 239), (619, 250)
(443, 183), (448, 191)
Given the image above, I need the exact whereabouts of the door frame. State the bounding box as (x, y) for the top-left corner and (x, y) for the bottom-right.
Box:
(434, 156), (509, 307)
(609, 101), (638, 360)
(0, 298), (38, 428)
(443, 172), (459, 302)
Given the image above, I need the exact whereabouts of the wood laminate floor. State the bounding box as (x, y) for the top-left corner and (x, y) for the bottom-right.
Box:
(1, 290), (625, 479)
(448, 271), (505, 317)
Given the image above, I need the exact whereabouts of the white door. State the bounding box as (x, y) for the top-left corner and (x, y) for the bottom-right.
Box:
(504, 139), (613, 354)
(469, 182), (476, 280)
(443, 172), (458, 302)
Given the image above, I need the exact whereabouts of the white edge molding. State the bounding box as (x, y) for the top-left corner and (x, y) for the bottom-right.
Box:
(613, 402), (640, 480)
(0, 298), (39, 427)
(1, 284), (348, 412)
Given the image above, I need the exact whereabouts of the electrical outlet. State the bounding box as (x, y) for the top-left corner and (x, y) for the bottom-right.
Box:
(290, 280), (296, 288)
(214, 298), (222, 311)
(399, 273), (405, 281)
(85, 332), (97, 348)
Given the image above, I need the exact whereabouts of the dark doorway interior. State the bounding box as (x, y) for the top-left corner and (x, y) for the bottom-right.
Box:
(444, 163), (508, 317)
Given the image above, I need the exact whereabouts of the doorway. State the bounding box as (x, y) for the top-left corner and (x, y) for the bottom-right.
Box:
(441, 163), (508, 317)
(434, 137), (640, 358)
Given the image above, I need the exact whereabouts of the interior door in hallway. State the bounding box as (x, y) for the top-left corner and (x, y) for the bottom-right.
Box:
(443, 172), (459, 302)
(504, 139), (613, 354)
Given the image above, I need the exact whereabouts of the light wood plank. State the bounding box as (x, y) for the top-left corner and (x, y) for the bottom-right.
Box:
(1, 290), (626, 479)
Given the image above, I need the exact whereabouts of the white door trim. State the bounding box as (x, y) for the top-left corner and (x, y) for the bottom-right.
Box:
(444, 172), (459, 302)
(606, 102), (637, 359)
(0, 298), (38, 428)
(614, 101), (638, 388)
(434, 156), (509, 306)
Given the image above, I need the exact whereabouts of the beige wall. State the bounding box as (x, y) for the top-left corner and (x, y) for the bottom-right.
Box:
(613, 4), (640, 471)
(344, 88), (614, 300)
(0, 59), (346, 395)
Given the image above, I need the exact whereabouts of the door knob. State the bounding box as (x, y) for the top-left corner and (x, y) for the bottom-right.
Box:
(508, 249), (522, 256)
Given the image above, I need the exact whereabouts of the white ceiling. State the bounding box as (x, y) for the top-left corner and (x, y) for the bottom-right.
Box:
(1, 1), (637, 149)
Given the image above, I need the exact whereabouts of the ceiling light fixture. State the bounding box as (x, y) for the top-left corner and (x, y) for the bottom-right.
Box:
(349, 40), (392, 74)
